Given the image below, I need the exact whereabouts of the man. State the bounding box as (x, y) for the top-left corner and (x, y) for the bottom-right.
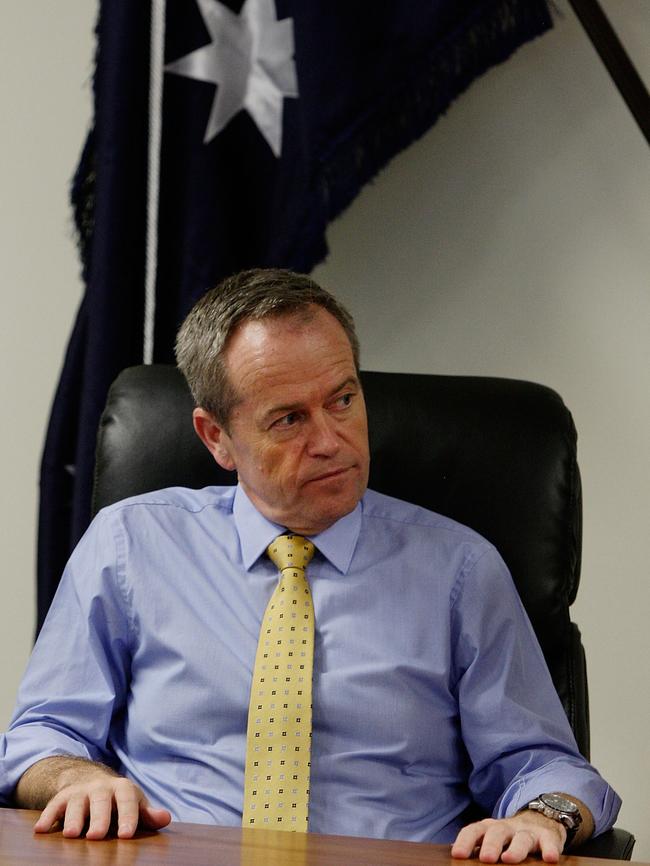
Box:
(1, 269), (619, 860)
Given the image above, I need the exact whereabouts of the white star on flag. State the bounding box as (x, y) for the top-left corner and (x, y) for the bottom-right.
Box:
(165, 0), (298, 157)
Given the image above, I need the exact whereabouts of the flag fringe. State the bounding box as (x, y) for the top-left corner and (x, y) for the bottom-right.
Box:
(70, 132), (96, 284)
(296, 0), (552, 270)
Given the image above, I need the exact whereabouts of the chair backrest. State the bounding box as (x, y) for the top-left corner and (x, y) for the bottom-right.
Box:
(94, 364), (589, 757)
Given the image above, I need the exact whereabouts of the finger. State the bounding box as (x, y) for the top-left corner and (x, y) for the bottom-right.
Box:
(33, 796), (68, 834)
(452, 823), (485, 858)
(61, 792), (91, 838)
(139, 805), (172, 831)
(475, 823), (514, 863)
(501, 830), (538, 864)
(85, 789), (115, 840)
(113, 782), (144, 839)
(538, 831), (564, 864)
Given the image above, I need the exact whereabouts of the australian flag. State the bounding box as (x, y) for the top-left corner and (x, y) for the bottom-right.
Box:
(37, 0), (552, 630)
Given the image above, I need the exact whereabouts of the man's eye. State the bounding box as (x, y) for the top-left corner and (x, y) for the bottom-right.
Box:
(274, 412), (299, 428)
(335, 393), (353, 408)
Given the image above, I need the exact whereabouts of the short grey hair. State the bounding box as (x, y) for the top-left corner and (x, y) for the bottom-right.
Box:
(175, 268), (360, 428)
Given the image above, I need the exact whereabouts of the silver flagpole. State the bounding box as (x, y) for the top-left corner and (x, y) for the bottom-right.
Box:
(143, 0), (166, 364)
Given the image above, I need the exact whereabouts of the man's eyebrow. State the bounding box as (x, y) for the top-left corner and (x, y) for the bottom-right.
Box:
(327, 376), (361, 397)
(261, 377), (361, 424)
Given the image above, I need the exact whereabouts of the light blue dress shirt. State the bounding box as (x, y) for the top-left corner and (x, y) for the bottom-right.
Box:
(0, 485), (620, 841)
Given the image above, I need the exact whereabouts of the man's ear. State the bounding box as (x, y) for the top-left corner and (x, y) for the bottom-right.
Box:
(192, 408), (236, 472)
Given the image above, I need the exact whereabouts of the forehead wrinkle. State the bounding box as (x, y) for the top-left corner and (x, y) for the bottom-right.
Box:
(224, 308), (357, 420)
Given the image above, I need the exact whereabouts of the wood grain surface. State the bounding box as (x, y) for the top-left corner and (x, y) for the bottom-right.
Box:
(0, 809), (642, 866)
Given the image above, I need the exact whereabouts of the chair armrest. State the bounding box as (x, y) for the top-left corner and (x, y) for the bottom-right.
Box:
(573, 828), (635, 860)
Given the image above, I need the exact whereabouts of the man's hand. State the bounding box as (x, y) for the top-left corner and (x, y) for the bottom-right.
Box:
(33, 774), (172, 839)
(451, 811), (567, 864)
(15, 756), (171, 840)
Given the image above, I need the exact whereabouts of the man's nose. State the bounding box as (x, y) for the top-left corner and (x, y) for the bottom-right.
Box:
(307, 412), (341, 456)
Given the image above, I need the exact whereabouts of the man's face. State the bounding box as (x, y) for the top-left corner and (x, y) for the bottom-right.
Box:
(193, 306), (370, 535)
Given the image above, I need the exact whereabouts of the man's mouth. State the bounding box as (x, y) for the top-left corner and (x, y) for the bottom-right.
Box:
(307, 466), (353, 484)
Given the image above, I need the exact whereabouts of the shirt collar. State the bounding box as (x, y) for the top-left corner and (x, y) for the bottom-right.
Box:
(234, 485), (285, 570)
(233, 484), (362, 575)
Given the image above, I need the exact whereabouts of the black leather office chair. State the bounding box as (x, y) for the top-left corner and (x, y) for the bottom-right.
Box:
(93, 365), (634, 859)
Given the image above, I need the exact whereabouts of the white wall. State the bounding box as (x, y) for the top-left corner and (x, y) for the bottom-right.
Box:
(0, 5), (94, 717)
(2, 0), (648, 857)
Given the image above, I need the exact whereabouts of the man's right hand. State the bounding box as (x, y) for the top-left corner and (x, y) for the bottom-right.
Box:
(15, 756), (171, 840)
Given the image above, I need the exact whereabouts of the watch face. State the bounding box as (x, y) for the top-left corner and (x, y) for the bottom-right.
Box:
(541, 793), (578, 814)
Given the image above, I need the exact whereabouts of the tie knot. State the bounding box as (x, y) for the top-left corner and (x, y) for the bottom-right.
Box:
(267, 534), (315, 572)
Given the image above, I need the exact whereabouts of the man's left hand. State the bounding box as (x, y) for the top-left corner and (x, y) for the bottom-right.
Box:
(451, 811), (567, 864)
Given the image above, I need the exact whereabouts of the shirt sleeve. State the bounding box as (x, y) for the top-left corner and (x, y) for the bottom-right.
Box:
(0, 510), (132, 804)
(450, 544), (621, 837)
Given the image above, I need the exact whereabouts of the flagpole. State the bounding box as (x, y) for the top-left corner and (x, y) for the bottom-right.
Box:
(143, 0), (166, 364)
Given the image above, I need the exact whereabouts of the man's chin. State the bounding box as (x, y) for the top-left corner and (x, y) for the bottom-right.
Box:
(245, 473), (368, 535)
(296, 488), (365, 536)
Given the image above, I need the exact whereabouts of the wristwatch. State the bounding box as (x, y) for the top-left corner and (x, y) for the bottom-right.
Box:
(524, 793), (583, 846)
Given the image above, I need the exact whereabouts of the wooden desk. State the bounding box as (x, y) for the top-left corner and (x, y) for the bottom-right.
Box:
(0, 809), (641, 866)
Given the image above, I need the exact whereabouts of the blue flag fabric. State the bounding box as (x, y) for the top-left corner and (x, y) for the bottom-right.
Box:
(38, 0), (552, 631)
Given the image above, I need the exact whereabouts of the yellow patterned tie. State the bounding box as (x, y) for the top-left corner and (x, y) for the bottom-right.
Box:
(243, 534), (316, 831)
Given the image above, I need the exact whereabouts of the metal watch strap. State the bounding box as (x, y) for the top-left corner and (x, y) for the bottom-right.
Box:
(524, 794), (583, 847)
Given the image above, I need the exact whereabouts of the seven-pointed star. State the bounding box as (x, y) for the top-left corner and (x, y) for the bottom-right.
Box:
(165, 0), (298, 157)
